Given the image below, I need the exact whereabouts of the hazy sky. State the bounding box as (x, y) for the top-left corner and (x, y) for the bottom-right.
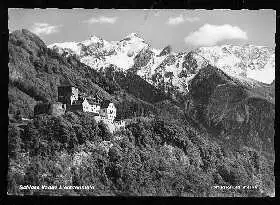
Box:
(8, 9), (276, 52)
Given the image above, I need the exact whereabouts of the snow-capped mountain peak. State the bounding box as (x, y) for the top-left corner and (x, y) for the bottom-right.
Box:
(48, 34), (275, 93)
(194, 44), (275, 84)
(82, 35), (104, 46)
(89, 35), (102, 42)
(123, 32), (144, 41)
(49, 41), (81, 56)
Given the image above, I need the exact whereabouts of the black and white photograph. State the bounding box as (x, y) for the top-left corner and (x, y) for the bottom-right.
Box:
(7, 9), (275, 197)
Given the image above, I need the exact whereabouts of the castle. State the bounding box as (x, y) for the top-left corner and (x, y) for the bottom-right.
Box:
(34, 85), (125, 131)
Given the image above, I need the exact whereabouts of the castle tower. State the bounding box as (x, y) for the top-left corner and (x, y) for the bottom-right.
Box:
(58, 86), (79, 106)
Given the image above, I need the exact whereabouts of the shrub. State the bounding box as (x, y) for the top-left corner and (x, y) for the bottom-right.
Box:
(98, 121), (113, 141)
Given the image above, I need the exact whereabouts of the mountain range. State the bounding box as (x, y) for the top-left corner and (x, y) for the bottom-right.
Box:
(48, 32), (275, 95)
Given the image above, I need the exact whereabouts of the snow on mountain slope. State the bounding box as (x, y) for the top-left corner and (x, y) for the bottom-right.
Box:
(195, 44), (275, 84)
(246, 53), (275, 84)
(50, 41), (82, 56)
(48, 33), (275, 93)
(107, 34), (149, 70)
(49, 33), (149, 71)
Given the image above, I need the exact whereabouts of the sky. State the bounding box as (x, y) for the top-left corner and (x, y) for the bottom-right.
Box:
(8, 9), (276, 52)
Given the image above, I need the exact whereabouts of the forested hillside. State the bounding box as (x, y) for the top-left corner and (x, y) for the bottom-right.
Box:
(8, 113), (274, 196)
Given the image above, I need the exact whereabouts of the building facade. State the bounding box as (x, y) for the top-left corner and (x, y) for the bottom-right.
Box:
(100, 100), (117, 123)
(35, 86), (123, 132)
(82, 98), (101, 114)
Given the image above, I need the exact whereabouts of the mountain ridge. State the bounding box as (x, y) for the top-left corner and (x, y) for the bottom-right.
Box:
(48, 32), (275, 93)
